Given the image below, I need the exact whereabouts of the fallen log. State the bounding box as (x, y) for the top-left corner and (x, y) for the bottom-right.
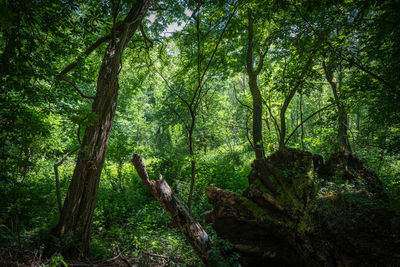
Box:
(130, 154), (211, 265)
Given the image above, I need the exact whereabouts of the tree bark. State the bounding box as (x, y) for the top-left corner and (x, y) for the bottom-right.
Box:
(55, 0), (153, 256)
(131, 154), (212, 265)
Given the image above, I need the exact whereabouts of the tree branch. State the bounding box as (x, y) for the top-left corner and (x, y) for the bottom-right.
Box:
(285, 103), (335, 144)
(140, 23), (153, 48)
(157, 71), (191, 108)
(262, 98), (280, 135)
(54, 146), (81, 213)
(61, 78), (95, 99)
(163, 99), (190, 131)
(191, 0), (241, 107)
(290, 0), (393, 90)
(234, 86), (252, 111)
(57, 35), (111, 79)
(255, 38), (270, 75)
(130, 154), (211, 265)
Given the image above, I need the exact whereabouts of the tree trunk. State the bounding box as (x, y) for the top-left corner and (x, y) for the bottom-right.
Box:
(246, 11), (265, 160)
(187, 122), (196, 212)
(55, 0), (153, 256)
(323, 61), (352, 154)
(131, 154), (211, 265)
(279, 88), (296, 151)
(300, 94), (304, 150)
(249, 75), (264, 159)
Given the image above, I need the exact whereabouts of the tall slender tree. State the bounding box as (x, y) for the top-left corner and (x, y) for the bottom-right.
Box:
(246, 10), (268, 159)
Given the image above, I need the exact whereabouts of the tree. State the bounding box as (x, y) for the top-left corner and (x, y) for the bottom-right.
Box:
(156, 0), (238, 211)
(245, 9), (268, 159)
(323, 61), (352, 153)
(55, 0), (153, 256)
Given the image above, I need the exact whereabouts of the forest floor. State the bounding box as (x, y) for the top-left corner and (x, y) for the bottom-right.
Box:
(0, 249), (190, 267)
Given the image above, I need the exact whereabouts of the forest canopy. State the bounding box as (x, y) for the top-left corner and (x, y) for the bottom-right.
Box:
(1, 0), (399, 266)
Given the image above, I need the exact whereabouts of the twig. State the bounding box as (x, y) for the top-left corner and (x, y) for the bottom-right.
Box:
(191, 0), (241, 108)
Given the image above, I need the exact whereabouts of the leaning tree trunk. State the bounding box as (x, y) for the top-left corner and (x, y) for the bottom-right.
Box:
(55, 0), (153, 256)
(205, 149), (400, 266)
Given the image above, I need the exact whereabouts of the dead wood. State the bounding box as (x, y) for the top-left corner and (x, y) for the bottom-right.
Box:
(131, 154), (211, 265)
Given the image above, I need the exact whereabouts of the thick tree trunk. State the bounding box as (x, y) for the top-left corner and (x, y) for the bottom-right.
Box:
(131, 154), (211, 265)
(55, 0), (153, 256)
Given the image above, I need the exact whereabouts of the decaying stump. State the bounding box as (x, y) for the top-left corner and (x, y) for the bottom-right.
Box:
(130, 154), (211, 265)
(205, 148), (400, 266)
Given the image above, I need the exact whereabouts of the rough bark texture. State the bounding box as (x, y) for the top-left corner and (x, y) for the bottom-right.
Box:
(131, 154), (211, 265)
(55, 0), (153, 256)
(205, 149), (400, 266)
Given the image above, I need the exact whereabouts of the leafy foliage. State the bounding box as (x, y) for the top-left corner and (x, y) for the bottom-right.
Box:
(0, 0), (399, 265)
